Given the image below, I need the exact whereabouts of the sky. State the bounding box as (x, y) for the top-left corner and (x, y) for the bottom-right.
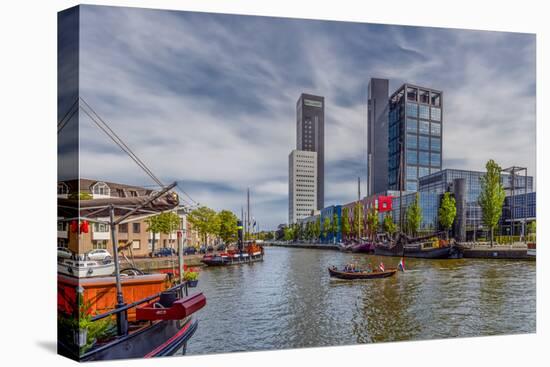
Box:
(65, 5), (536, 230)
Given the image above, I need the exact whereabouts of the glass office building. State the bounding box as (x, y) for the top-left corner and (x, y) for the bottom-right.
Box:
(419, 168), (534, 238)
(501, 192), (536, 235)
(391, 192), (440, 233)
(388, 84), (442, 192)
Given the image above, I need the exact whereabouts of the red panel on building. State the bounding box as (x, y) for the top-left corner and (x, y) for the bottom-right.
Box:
(378, 196), (393, 212)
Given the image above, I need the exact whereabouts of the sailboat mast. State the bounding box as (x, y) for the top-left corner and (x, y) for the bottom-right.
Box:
(399, 140), (404, 231)
(247, 187), (250, 240)
(358, 176), (361, 239)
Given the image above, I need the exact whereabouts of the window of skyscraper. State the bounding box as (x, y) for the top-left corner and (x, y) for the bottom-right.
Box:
(407, 87), (418, 102)
(431, 92), (441, 106)
(419, 166), (430, 178)
(419, 151), (430, 165)
(419, 105), (430, 119)
(406, 118), (417, 133)
(419, 120), (430, 135)
(431, 107), (441, 121)
(406, 181), (418, 191)
(407, 150), (417, 164)
(406, 103), (418, 117)
(419, 89), (430, 104)
(431, 153), (441, 166)
(407, 166), (417, 180)
(431, 137), (441, 152)
(431, 122), (441, 136)
(406, 133), (417, 149)
(419, 135), (429, 150)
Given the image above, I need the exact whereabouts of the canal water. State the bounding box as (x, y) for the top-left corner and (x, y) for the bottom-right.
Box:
(186, 246), (535, 355)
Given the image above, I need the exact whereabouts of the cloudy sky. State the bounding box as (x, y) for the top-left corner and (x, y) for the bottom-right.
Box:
(70, 5), (535, 230)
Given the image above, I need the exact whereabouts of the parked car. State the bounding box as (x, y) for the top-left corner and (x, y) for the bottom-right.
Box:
(199, 245), (207, 254)
(183, 246), (197, 255)
(206, 245), (214, 253)
(150, 247), (176, 257)
(86, 249), (112, 261)
(215, 244), (226, 251)
(57, 247), (72, 259)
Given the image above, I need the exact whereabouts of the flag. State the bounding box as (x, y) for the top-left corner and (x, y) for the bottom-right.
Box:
(378, 262), (385, 272)
(398, 258), (406, 272)
(378, 195), (393, 212)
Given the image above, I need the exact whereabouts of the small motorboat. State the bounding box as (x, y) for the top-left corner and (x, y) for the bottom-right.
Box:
(328, 266), (397, 280)
(58, 258), (115, 278)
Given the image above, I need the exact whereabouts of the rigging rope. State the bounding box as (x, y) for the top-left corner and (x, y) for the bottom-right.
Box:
(58, 96), (199, 209)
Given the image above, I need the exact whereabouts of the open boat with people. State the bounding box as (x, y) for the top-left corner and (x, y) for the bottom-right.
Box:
(328, 266), (397, 280)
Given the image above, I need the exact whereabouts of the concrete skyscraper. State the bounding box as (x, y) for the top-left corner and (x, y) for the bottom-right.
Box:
(296, 93), (324, 210)
(367, 78), (389, 196)
(288, 150), (318, 224)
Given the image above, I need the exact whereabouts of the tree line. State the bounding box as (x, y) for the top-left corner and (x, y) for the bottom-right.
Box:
(144, 206), (241, 253)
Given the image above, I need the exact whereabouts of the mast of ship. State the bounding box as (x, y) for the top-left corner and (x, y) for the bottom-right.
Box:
(247, 187), (251, 241)
(358, 176), (362, 239)
(399, 139), (404, 232)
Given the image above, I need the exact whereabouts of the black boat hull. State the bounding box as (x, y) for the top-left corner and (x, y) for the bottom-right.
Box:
(375, 245), (456, 259)
(201, 254), (263, 266)
(59, 317), (198, 361)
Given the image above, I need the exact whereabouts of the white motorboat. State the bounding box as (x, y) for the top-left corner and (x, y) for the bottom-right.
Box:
(58, 258), (115, 278)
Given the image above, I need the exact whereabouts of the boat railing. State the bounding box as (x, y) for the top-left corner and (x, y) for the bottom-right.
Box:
(90, 281), (189, 322)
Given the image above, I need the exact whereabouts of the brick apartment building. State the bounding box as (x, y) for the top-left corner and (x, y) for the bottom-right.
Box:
(57, 179), (202, 257)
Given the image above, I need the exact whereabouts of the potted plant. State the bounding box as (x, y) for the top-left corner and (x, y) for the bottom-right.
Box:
(183, 269), (199, 287)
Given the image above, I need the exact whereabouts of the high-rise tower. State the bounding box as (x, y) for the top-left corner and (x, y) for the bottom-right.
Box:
(388, 84), (443, 191)
(367, 78), (389, 196)
(296, 93), (324, 210)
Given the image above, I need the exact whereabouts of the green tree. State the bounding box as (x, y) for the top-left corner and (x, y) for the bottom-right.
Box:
(406, 193), (423, 237)
(293, 223), (301, 242)
(331, 212), (339, 242)
(382, 213), (396, 238)
(352, 201), (364, 239)
(478, 159), (506, 246)
(342, 207), (351, 241)
(217, 210), (238, 244)
(322, 216), (331, 242)
(527, 220), (536, 242)
(313, 217), (321, 243)
(367, 207), (379, 240)
(145, 211), (181, 255)
(439, 192), (457, 240)
(305, 222), (313, 241)
(284, 226), (294, 241)
(187, 206), (220, 246)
